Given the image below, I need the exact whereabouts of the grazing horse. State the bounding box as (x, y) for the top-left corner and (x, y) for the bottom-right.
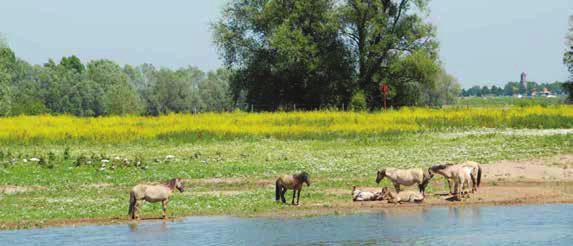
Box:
(275, 171), (310, 205)
(430, 161), (482, 194)
(375, 168), (434, 195)
(380, 187), (425, 204)
(128, 178), (185, 220)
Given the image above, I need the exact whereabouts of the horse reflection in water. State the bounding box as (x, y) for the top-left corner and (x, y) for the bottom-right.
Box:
(128, 220), (168, 235)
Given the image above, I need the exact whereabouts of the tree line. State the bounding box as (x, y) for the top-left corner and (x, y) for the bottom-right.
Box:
(0, 38), (232, 116)
(461, 81), (566, 97)
(214, 0), (461, 110)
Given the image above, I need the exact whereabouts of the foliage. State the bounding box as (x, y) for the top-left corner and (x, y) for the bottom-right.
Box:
(341, 0), (439, 108)
(349, 90), (367, 111)
(462, 81), (566, 97)
(0, 45), (232, 116)
(214, 0), (354, 110)
(564, 15), (573, 101)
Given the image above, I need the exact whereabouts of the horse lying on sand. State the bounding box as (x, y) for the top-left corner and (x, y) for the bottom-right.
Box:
(376, 168), (433, 195)
(128, 178), (185, 220)
(430, 161), (482, 194)
(352, 186), (383, 201)
(275, 171), (310, 205)
(380, 187), (425, 204)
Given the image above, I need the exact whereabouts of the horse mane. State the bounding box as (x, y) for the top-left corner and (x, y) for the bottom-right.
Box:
(294, 171), (309, 182)
(431, 164), (453, 171)
(166, 178), (179, 190)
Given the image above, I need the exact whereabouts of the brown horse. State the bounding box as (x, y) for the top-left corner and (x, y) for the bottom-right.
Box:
(128, 178), (185, 220)
(275, 171), (310, 205)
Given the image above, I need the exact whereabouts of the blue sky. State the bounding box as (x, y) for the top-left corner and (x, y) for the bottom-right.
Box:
(0, 0), (570, 87)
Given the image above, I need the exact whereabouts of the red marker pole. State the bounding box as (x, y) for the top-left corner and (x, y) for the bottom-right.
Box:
(380, 83), (389, 110)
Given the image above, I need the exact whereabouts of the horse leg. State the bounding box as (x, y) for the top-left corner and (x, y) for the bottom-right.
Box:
(161, 200), (168, 219)
(393, 182), (400, 193)
(470, 172), (477, 193)
(447, 179), (453, 195)
(296, 189), (301, 205)
(281, 188), (287, 203)
(291, 189), (296, 205)
(135, 201), (141, 220)
(454, 180), (460, 200)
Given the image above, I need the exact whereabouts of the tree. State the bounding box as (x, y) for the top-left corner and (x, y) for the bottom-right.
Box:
(198, 69), (232, 112)
(143, 68), (200, 115)
(564, 15), (573, 101)
(86, 59), (140, 115)
(214, 0), (354, 110)
(425, 68), (460, 106)
(340, 0), (439, 108)
(0, 43), (16, 116)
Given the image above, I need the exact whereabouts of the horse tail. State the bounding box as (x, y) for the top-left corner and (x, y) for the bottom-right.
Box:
(477, 165), (482, 188)
(128, 191), (136, 219)
(275, 179), (281, 201)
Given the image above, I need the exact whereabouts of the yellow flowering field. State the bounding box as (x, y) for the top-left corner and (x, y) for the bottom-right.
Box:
(0, 106), (572, 144)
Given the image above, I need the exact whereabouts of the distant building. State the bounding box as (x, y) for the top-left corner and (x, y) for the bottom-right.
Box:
(519, 72), (528, 95)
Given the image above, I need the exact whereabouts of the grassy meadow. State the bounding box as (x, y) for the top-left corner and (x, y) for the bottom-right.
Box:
(1, 106), (573, 229)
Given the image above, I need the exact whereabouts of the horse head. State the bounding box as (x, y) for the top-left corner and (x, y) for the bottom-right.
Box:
(299, 171), (310, 186)
(376, 169), (386, 184)
(168, 178), (185, 192)
(425, 168), (435, 180)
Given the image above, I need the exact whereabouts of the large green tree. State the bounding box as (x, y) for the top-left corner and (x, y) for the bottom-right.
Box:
(214, 0), (354, 110)
(340, 0), (439, 108)
(0, 40), (16, 116)
(564, 15), (573, 101)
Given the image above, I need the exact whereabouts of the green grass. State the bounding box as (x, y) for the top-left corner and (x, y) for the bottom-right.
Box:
(454, 96), (566, 107)
(1, 130), (572, 229)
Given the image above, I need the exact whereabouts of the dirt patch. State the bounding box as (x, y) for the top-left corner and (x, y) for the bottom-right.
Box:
(483, 155), (573, 183)
(265, 183), (573, 218)
(0, 185), (46, 194)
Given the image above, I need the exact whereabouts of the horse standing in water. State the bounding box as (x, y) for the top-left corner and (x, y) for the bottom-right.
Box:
(275, 171), (310, 205)
(376, 168), (434, 195)
(128, 178), (185, 220)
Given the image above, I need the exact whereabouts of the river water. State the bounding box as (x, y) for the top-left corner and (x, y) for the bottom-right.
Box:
(2, 204), (572, 245)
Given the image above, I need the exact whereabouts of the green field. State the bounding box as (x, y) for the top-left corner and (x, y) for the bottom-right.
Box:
(1, 126), (572, 229)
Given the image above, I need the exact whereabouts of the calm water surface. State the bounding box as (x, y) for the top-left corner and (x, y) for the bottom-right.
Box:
(2, 204), (572, 245)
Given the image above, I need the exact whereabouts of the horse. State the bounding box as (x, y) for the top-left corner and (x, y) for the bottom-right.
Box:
(275, 171), (310, 205)
(460, 161), (482, 192)
(128, 178), (185, 220)
(430, 161), (482, 194)
(352, 186), (383, 202)
(380, 187), (425, 204)
(452, 165), (474, 200)
(375, 168), (433, 195)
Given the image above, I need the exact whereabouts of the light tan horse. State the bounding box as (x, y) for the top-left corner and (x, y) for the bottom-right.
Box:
(275, 171), (310, 205)
(452, 165), (474, 200)
(380, 187), (425, 204)
(352, 186), (383, 201)
(128, 178), (185, 220)
(430, 161), (482, 194)
(376, 168), (433, 195)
